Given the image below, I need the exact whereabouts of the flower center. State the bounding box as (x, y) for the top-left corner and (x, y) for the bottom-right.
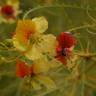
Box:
(61, 48), (67, 56)
(1, 5), (14, 17)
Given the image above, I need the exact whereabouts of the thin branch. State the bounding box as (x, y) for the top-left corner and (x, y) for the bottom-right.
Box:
(85, 80), (96, 89)
(86, 7), (96, 23)
(86, 28), (96, 35)
(67, 24), (92, 32)
(23, 4), (96, 19)
(74, 52), (96, 57)
(91, 57), (96, 61)
(86, 40), (90, 53)
(0, 42), (9, 50)
(78, 39), (85, 52)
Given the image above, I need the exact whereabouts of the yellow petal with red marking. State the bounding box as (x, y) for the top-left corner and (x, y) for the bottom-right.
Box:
(13, 36), (27, 51)
(14, 20), (35, 50)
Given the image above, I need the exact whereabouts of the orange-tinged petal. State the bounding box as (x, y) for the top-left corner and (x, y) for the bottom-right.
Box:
(15, 20), (36, 47)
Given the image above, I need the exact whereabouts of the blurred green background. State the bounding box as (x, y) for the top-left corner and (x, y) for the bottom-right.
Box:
(0, 0), (96, 96)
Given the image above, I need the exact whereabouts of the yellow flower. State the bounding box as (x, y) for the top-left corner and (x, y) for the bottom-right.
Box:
(13, 16), (57, 60)
(0, 0), (20, 23)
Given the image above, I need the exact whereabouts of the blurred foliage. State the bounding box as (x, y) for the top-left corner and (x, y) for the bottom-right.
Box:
(0, 0), (96, 96)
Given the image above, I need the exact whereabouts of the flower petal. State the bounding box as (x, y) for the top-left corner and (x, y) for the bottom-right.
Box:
(31, 80), (41, 90)
(16, 59), (30, 77)
(38, 34), (57, 56)
(25, 44), (43, 60)
(32, 56), (50, 74)
(57, 32), (77, 48)
(32, 16), (48, 33)
(14, 20), (35, 49)
(13, 36), (27, 51)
